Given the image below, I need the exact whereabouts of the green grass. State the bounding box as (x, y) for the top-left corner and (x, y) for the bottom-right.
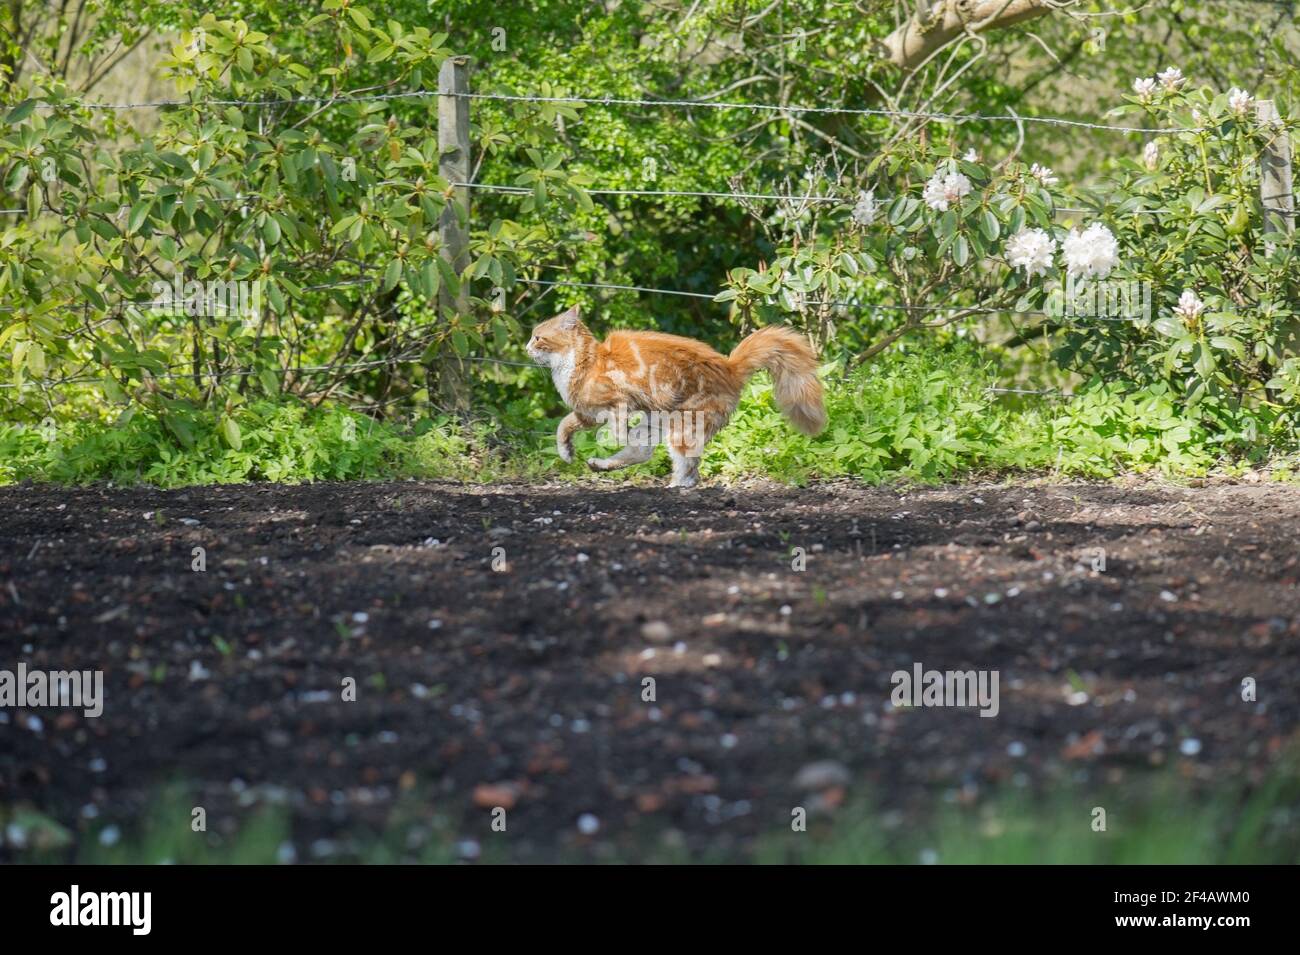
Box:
(6, 767), (1296, 864)
(758, 772), (1300, 864)
(2, 342), (1297, 487)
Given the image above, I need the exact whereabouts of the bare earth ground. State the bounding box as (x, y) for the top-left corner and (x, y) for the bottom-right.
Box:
(1, 478), (1298, 862)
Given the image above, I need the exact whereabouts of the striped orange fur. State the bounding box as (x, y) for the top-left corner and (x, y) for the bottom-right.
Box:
(527, 306), (826, 488)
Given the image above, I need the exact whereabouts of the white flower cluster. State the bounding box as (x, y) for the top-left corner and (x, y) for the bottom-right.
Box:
(1061, 223), (1120, 279)
(1005, 222), (1120, 280)
(851, 189), (878, 226)
(922, 167), (973, 212)
(1228, 87), (1254, 116)
(1133, 68), (1184, 100)
(1157, 67), (1184, 90)
(1143, 141), (1159, 171)
(1029, 163), (1059, 187)
(1173, 289), (1205, 322)
(1005, 228), (1057, 278)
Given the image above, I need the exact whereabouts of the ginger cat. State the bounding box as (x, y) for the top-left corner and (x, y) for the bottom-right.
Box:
(527, 306), (826, 488)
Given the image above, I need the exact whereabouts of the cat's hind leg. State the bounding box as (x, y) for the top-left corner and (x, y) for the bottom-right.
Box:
(665, 409), (719, 488)
(666, 444), (701, 488)
(587, 441), (655, 472)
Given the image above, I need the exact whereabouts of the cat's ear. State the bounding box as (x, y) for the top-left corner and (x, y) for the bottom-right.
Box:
(557, 305), (581, 330)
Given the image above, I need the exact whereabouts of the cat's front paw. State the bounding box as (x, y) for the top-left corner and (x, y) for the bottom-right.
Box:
(557, 439), (574, 463)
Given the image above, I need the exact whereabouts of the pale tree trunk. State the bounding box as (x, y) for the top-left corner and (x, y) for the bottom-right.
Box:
(884, 0), (1055, 71)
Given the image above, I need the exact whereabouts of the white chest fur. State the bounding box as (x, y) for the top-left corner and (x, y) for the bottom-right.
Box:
(549, 351), (577, 406)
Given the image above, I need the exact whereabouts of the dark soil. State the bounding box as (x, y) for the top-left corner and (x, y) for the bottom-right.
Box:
(2, 478), (1299, 862)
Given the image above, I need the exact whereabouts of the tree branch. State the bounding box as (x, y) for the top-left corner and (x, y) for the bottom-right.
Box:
(883, 0), (1062, 71)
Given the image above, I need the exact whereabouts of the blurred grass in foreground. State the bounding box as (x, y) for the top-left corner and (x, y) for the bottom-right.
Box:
(5, 765), (1298, 864)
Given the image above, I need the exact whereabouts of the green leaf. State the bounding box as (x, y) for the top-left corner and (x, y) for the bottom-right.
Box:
(952, 235), (970, 267)
(88, 217), (118, 241)
(382, 257), (403, 292)
(25, 341), (46, 377)
(979, 210), (1000, 242)
(422, 259), (441, 300)
(220, 415), (243, 450)
(435, 256), (459, 296)
(5, 100), (35, 124)
(164, 414), (195, 449)
(127, 200), (151, 234)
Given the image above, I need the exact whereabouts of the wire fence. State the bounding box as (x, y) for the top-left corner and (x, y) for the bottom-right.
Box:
(23, 85), (1210, 135)
(0, 257), (1173, 400)
(4, 70), (1292, 413)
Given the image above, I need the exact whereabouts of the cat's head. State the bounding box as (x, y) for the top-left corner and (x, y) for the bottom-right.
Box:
(526, 306), (588, 365)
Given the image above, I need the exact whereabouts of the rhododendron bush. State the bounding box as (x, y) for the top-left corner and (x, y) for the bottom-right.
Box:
(719, 76), (1298, 420)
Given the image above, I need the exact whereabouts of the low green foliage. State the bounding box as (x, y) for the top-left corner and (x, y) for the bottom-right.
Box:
(707, 343), (1297, 483)
(9, 763), (1295, 863)
(0, 399), (473, 486)
(3, 341), (1295, 487)
(759, 766), (1300, 864)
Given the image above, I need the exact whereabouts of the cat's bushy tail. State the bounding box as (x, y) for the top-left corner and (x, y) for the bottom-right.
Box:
(728, 326), (827, 436)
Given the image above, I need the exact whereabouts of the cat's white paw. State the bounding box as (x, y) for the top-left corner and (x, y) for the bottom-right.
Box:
(667, 476), (697, 489)
(586, 456), (610, 471)
(557, 440), (574, 463)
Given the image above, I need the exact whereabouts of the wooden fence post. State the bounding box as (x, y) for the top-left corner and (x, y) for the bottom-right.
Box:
(1257, 99), (1294, 252)
(437, 55), (472, 411)
(1256, 99), (1297, 355)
